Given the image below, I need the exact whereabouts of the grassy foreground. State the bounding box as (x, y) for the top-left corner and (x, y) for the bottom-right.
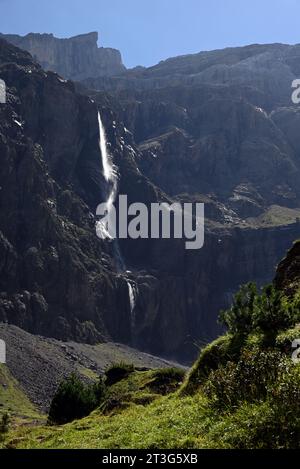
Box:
(0, 365), (42, 421)
(2, 266), (300, 449)
(2, 332), (300, 449)
(4, 374), (292, 450)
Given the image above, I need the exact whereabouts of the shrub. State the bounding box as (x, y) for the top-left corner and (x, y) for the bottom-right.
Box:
(208, 363), (300, 449)
(220, 283), (299, 340)
(275, 325), (300, 353)
(271, 362), (300, 408)
(105, 362), (135, 386)
(48, 374), (105, 424)
(253, 285), (297, 338)
(204, 349), (291, 410)
(220, 282), (258, 335)
(268, 364), (300, 448)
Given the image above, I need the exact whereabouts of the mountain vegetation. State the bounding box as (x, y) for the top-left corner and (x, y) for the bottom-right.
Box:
(2, 241), (300, 449)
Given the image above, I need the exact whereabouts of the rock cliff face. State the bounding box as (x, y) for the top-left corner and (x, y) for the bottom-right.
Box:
(0, 38), (133, 345)
(83, 43), (297, 107)
(1, 37), (300, 362)
(87, 43), (300, 213)
(0, 32), (125, 80)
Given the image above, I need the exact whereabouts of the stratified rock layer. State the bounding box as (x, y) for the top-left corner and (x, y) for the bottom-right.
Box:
(0, 32), (125, 80)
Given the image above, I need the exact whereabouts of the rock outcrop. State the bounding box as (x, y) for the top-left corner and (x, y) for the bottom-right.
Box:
(0, 32), (126, 80)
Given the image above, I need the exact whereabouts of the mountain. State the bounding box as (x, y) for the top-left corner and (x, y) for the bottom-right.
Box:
(0, 32), (126, 80)
(84, 42), (300, 206)
(1, 35), (300, 362)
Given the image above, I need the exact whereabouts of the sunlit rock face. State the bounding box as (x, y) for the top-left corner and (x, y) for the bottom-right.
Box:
(0, 32), (126, 80)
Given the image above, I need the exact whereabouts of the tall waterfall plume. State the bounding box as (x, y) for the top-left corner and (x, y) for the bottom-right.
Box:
(96, 111), (118, 240)
(126, 277), (137, 331)
(96, 111), (139, 330)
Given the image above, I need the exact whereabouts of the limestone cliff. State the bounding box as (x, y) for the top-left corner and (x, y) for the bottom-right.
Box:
(0, 32), (125, 80)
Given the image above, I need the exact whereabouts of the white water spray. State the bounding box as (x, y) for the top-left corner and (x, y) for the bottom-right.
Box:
(126, 278), (137, 332)
(96, 111), (118, 240)
(96, 111), (139, 329)
(127, 281), (136, 313)
(127, 282), (135, 312)
(98, 111), (116, 183)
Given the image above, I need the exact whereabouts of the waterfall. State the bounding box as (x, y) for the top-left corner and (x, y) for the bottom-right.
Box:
(98, 111), (116, 183)
(126, 278), (137, 333)
(96, 111), (118, 240)
(127, 281), (136, 312)
(96, 110), (138, 328)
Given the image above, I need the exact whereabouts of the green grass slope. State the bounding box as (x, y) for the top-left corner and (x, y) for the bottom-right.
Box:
(3, 243), (300, 449)
(3, 330), (300, 449)
(0, 364), (42, 421)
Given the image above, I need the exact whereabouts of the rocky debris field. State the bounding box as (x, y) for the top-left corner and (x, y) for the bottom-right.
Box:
(0, 323), (181, 412)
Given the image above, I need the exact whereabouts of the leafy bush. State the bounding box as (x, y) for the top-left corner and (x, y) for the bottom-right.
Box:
(48, 374), (105, 424)
(271, 362), (300, 410)
(207, 363), (300, 449)
(204, 349), (291, 409)
(267, 365), (300, 448)
(276, 325), (300, 353)
(105, 362), (135, 386)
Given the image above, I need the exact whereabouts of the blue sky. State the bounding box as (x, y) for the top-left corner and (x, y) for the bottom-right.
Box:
(0, 0), (300, 68)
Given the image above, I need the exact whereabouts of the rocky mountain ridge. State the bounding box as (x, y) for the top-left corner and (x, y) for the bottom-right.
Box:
(0, 32), (125, 80)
